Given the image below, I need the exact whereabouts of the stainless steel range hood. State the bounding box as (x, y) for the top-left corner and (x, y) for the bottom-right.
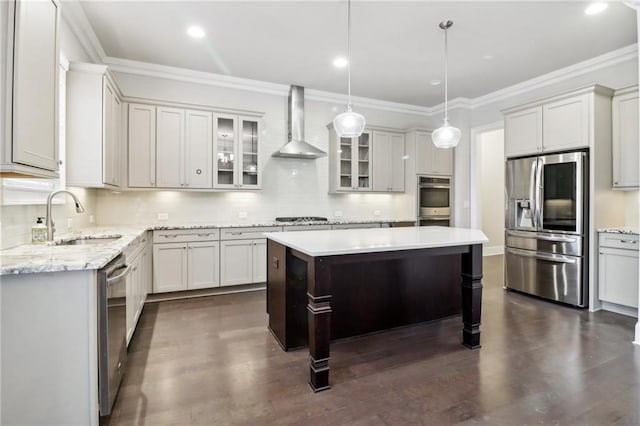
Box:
(273, 85), (327, 159)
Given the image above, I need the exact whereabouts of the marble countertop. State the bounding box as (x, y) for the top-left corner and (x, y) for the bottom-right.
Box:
(597, 227), (639, 235)
(264, 226), (488, 257)
(0, 219), (417, 275)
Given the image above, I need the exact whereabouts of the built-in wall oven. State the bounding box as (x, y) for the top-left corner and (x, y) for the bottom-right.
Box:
(98, 255), (130, 416)
(417, 176), (452, 226)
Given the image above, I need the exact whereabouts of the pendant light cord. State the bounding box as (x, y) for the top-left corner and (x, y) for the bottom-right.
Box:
(347, 0), (352, 111)
(443, 24), (448, 123)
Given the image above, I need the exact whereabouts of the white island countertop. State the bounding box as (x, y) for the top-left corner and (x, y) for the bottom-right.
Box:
(264, 226), (488, 257)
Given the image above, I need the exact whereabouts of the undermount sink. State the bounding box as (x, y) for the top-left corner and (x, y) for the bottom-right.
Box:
(56, 236), (122, 246)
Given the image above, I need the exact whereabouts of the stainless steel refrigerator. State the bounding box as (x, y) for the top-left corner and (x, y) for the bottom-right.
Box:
(505, 151), (588, 307)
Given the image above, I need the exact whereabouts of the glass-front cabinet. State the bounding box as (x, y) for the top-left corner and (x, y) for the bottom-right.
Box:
(213, 115), (261, 189)
(333, 131), (372, 192)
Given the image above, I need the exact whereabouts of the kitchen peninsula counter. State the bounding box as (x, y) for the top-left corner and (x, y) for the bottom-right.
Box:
(264, 226), (488, 391)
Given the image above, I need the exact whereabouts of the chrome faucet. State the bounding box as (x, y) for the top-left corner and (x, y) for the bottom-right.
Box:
(46, 190), (86, 241)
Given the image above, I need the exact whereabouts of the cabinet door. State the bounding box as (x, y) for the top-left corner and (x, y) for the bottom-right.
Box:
(355, 131), (372, 191)
(188, 241), (220, 290)
(128, 104), (157, 188)
(432, 141), (453, 176)
(372, 131), (391, 191)
(239, 117), (260, 189)
(10, 0), (60, 171)
(504, 106), (542, 157)
(337, 136), (355, 191)
(153, 242), (188, 293)
(613, 91), (639, 189)
(415, 131), (433, 175)
(213, 114), (238, 189)
(252, 239), (267, 283)
(103, 81), (121, 187)
(125, 257), (136, 344)
(185, 110), (212, 189)
(220, 240), (253, 286)
(599, 247), (639, 308)
(390, 132), (406, 190)
(156, 107), (185, 188)
(543, 94), (589, 152)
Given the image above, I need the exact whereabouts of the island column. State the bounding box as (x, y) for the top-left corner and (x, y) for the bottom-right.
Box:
(307, 256), (332, 392)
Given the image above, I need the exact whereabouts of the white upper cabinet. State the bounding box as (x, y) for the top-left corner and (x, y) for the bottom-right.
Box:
(612, 86), (639, 189)
(156, 107), (185, 188)
(1, 0), (60, 177)
(213, 115), (261, 189)
(543, 94), (589, 152)
(128, 104), (157, 188)
(328, 126), (375, 192)
(504, 107), (542, 157)
(414, 130), (454, 176)
(66, 63), (123, 188)
(185, 110), (213, 189)
(503, 85), (613, 158)
(372, 130), (405, 192)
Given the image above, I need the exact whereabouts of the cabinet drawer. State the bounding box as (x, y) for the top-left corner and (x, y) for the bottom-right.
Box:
(599, 233), (639, 251)
(153, 228), (219, 243)
(220, 226), (281, 240)
(332, 223), (381, 230)
(283, 225), (332, 232)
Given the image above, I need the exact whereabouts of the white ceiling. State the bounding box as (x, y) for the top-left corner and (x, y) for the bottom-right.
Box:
(78, 1), (637, 107)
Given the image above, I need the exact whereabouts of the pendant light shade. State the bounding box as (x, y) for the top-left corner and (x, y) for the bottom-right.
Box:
(333, 0), (365, 138)
(432, 20), (461, 149)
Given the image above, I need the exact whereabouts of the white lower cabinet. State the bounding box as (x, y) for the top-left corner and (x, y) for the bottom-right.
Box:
(152, 230), (220, 293)
(126, 234), (152, 345)
(220, 239), (265, 286)
(598, 232), (639, 313)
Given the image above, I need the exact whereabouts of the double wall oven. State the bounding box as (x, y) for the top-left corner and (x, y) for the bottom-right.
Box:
(505, 150), (588, 307)
(417, 176), (452, 226)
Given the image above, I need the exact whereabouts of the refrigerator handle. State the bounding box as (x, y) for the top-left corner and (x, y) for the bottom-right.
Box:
(535, 158), (543, 229)
(529, 160), (537, 227)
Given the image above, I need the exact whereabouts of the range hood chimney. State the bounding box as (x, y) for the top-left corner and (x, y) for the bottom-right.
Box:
(273, 85), (327, 159)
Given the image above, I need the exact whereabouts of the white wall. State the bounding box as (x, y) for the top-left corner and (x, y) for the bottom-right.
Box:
(96, 72), (432, 225)
(626, 191), (640, 227)
(479, 129), (505, 254)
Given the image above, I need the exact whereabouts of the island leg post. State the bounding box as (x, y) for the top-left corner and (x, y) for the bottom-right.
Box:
(461, 244), (483, 349)
(307, 257), (332, 392)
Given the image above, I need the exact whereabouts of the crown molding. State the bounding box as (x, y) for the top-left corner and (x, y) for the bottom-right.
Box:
(60, 0), (107, 64)
(60, 1), (638, 118)
(469, 43), (638, 109)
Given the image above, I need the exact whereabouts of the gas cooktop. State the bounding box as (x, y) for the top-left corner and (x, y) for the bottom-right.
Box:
(275, 216), (328, 223)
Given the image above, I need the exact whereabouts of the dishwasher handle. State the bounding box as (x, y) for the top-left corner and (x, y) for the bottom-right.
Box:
(106, 264), (130, 286)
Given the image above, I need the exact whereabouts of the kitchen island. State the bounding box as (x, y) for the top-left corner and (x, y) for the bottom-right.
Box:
(264, 226), (488, 392)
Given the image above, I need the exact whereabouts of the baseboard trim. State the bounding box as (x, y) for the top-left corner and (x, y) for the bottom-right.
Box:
(145, 283), (265, 303)
(483, 246), (504, 256)
(600, 301), (638, 318)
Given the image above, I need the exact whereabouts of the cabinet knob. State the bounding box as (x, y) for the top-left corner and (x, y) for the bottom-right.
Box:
(196, 169), (202, 175)
(614, 181), (619, 185)
(150, 181), (155, 186)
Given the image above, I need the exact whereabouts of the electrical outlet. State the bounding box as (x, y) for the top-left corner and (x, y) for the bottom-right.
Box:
(67, 218), (73, 228)
(334, 210), (343, 217)
(89, 215), (95, 224)
(373, 210), (381, 217)
(238, 211), (248, 219)
(157, 213), (169, 221)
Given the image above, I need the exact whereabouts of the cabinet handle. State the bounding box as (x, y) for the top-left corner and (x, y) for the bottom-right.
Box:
(150, 181), (155, 186)
(197, 233), (213, 237)
(230, 232), (243, 236)
(142, 239), (147, 243)
(183, 246), (187, 250)
(162, 235), (178, 239)
(614, 181), (619, 185)
(620, 240), (638, 244)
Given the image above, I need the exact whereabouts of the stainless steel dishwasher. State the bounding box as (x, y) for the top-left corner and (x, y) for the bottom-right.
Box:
(97, 255), (130, 416)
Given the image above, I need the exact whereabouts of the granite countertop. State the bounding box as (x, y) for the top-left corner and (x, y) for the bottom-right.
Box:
(264, 226), (488, 257)
(0, 219), (417, 275)
(597, 227), (639, 235)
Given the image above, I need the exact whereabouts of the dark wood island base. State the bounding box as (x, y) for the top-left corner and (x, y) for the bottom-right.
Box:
(266, 238), (484, 392)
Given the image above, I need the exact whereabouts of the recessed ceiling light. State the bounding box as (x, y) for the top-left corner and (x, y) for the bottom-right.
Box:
(584, 3), (608, 15)
(187, 26), (205, 39)
(482, 54), (493, 60)
(430, 79), (441, 86)
(333, 57), (348, 68)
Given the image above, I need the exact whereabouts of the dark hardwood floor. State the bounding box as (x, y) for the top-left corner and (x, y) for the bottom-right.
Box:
(103, 255), (640, 425)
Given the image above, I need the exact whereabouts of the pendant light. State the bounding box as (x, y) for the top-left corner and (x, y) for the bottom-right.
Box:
(333, 0), (366, 138)
(432, 20), (461, 149)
